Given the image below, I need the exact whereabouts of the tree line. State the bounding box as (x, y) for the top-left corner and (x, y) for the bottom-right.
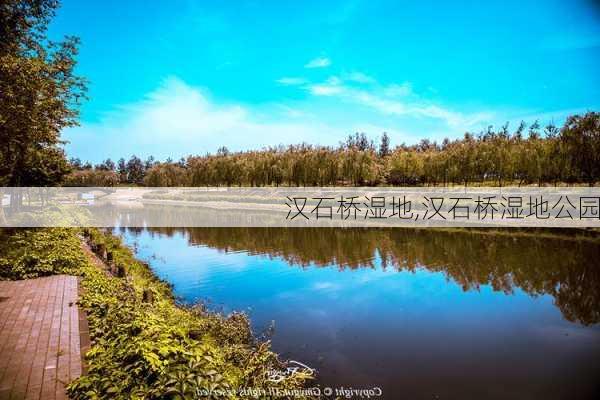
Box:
(2, 2), (599, 188)
(65, 112), (600, 187)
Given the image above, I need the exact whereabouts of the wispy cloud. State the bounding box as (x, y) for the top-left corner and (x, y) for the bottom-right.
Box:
(384, 82), (412, 97)
(305, 57), (331, 68)
(299, 73), (491, 129)
(64, 77), (356, 162)
(350, 90), (492, 128)
(64, 71), (526, 163)
(275, 104), (312, 118)
(306, 75), (343, 96)
(276, 77), (307, 86)
(342, 71), (375, 84)
(308, 84), (343, 96)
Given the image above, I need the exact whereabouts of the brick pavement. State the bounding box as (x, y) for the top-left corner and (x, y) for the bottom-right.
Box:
(0, 276), (89, 400)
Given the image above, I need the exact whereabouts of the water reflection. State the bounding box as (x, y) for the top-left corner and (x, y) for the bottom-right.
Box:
(120, 228), (600, 399)
(124, 227), (600, 325)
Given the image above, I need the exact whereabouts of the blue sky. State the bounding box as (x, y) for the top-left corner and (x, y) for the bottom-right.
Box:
(48, 0), (600, 163)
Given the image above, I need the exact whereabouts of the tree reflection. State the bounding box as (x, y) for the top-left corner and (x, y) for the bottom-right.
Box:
(125, 227), (600, 326)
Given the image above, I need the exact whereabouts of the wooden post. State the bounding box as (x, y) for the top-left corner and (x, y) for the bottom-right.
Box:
(96, 244), (107, 261)
(116, 264), (126, 278)
(142, 289), (154, 303)
(188, 330), (202, 340)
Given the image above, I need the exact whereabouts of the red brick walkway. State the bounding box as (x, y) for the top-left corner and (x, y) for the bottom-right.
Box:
(0, 276), (89, 400)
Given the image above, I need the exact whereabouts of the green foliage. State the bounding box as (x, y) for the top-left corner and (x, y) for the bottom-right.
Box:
(0, 228), (86, 279)
(69, 229), (314, 399)
(0, 228), (310, 399)
(6, 202), (92, 227)
(68, 112), (600, 188)
(144, 163), (188, 186)
(561, 112), (600, 184)
(0, 228), (314, 398)
(63, 169), (120, 186)
(385, 114), (600, 187)
(126, 155), (146, 184)
(0, 0), (87, 186)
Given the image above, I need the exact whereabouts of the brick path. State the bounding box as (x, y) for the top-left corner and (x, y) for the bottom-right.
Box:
(0, 276), (89, 400)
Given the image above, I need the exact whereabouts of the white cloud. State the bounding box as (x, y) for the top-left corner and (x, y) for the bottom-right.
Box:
(307, 84), (343, 96)
(276, 104), (312, 119)
(290, 69), (490, 129)
(64, 77), (355, 162)
(352, 90), (492, 128)
(276, 77), (307, 86)
(305, 57), (331, 68)
(342, 71), (375, 84)
(305, 76), (344, 96)
(325, 76), (342, 85)
(384, 82), (412, 97)
(64, 73), (508, 163)
(302, 75), (491, 129)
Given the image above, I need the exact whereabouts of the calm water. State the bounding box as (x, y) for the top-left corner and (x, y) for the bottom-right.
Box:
(119, 228), (600, 399)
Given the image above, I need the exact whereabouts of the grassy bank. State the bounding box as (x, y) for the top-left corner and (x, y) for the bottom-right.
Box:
(0, 228), (314, 399)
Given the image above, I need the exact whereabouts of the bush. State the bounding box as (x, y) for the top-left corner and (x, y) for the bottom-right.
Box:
(0, 228), (86, 279)
(80, 229), (316, 399)
(64, 170), (120, 186)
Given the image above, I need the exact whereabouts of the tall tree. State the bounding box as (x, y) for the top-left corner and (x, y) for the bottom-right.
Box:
(95, 158), (115, 171)
(126, 155), (145, 184)
(378, 132), (391, 157)
(0, 0), (87, 186)
(117, 158), (127, 183)
(560, 112), (600, 185)
(144, 155), (155, 170)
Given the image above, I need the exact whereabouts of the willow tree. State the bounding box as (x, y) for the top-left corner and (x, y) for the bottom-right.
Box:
(0, 0), (87, 186)
(560, 112), (600, 186)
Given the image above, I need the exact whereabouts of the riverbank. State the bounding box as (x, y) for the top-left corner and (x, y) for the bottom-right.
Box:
(0, 228), (314, 399)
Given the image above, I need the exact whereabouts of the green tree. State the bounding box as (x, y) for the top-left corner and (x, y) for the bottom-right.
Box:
(560, 112), (600, 185)
(0, 0), (87, 186)
(126, 155), (145, 184)
(117, 158), (127, 183)
(378, 132), (391, 157)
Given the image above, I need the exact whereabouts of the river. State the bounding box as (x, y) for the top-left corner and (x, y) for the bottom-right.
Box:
(118, 228), (600, 399)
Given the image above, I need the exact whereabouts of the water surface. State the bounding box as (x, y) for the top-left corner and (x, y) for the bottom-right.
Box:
(119, 228), (600, 399)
